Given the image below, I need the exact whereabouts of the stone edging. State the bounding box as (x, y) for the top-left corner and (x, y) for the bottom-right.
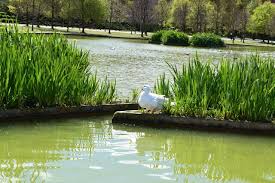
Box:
(112, 110), (275, 134)
(0, 104), (138, 121)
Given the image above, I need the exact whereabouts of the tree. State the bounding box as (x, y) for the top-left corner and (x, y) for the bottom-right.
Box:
(0, 0), (8, 13)
(73, 0), (105, 33)
(222, 0), (239, 37)
(35, 0), (45, 28)
(43, 0), (61, 30)
(106, 0), (127, 34)
(248, 2), (275, 43)
(126, 0), (139, 34)
(188, 0), (209, 32)
(209, 0), (222, 34)
(154, 0), (170, 27)
(9, 0), (31, 26)
(133, 0), (156, 37)
(60, 0), (73, 31)
(236, 0), (250, 42)
(170, 0), (190, 31)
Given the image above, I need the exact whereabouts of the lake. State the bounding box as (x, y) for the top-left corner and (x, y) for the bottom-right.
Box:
(73, 37), (275, 99)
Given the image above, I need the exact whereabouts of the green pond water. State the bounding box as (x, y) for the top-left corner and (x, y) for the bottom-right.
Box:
(0, 116), (275, 183)
(72, 37), (275, 98)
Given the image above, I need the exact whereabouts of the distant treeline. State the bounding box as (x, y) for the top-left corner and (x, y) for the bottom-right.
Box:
(0, 0), (275, 42)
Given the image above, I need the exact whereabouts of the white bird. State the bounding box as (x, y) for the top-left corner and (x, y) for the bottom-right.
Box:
(138, 85), (169, 113)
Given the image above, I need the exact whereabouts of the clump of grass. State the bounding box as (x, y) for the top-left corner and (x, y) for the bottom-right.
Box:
(0, 22), (116, 109)
(130, 88), (140, 103)
(190, 33), (224, 47)
(149, 30), (164, 44)
(154, 73), (172, 98)
(162, 30), (189, 46)
(161, 55), (274, 123)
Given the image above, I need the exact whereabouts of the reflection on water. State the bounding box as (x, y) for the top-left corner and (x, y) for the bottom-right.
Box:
(73, 37), (275, 98)
(0, 117), (275, 183)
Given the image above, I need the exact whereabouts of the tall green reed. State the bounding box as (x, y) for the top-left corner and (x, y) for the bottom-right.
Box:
(157, 55), (274, 122)
(0, 22), (116, 109)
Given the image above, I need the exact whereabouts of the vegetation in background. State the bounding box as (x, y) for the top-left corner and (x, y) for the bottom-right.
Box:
(149, 30), (164, 44)
(1, 0), (274, 41)
(155, 55), (275, 123)
(248, 2), (275, 43)
(162, 30), (189, 46)
(151, 31), (225, 48)
(150, 30), (190, 46)
(190, 33), (224, 47)
(0, 23), (116, 109)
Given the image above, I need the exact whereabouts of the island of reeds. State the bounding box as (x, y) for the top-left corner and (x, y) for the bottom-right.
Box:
(155, 55), (275, 123)
(0, 23), (116, 109)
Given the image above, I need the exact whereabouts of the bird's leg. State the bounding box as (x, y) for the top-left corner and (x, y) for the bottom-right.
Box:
(151, 109), (156, 114)
(140, 108), (145, 113)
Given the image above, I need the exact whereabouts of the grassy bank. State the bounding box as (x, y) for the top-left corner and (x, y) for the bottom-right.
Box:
(155, 55), (275, 123)
(0, 23), (116, 109)
(16, 24), (275, 48)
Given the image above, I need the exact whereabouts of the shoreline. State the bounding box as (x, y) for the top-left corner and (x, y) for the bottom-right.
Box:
(112, 110), (275, 135)
(0, 104), (138, 121)
(29, 32), (150, 40)
(27, 32), (275, 49)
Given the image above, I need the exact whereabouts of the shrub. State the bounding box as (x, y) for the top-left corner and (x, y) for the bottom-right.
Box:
(149, 30), (164, 44)
(161, 31), (189, 46)
(190, 33), (225, 47)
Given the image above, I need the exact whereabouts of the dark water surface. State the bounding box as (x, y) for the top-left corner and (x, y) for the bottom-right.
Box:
(0, 117), (274, 182)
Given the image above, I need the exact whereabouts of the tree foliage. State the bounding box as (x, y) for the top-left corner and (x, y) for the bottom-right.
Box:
(4, 0), (275, 40)
(248, 2), (275, 38)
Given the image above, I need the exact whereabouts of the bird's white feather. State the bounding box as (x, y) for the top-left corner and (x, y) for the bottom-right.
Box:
(138, 85), (171, 112)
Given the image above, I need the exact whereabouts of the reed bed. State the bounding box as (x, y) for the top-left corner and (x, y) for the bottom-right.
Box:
(0, 23), (116, 109)
(155, 55), (275, 123)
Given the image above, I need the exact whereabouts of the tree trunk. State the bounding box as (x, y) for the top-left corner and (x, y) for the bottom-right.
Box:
(51, 0), (54, 30)
(140, 22), (143, 37)
(36, 3), (41, 28)
(26, 6), (29, 27)
(31, 0), (35, 31)
(108, 0), (113, 34)
(81, 0), (85, 33)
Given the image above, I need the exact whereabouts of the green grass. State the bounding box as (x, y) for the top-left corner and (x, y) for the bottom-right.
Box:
(130, 88), (140, 103)
(0, 23), (116, 109)
(190, 33), (224, 47)
(155, 55), (275, 123)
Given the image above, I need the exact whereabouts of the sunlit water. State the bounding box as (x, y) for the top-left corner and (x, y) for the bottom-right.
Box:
(0, 117), (274, 183)
(72, 37), (275, 98)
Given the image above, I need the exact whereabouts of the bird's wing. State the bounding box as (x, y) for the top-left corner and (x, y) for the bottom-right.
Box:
(154, 96), (166, 107)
